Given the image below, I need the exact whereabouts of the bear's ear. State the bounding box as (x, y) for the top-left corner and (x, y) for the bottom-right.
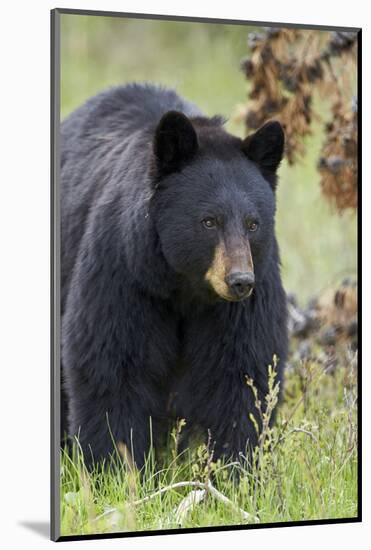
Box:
(153, 111), (198, 179)
(241, 121), (285, 187)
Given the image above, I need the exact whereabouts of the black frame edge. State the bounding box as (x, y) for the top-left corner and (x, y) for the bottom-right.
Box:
(54, 7), (361, 32)
(57, 517), (361, 542)
(51, 7), (61, 543)
(356, 28), (362, 523)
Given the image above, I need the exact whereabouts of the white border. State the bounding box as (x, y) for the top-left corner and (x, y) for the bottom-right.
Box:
(0, 1), (368, 548)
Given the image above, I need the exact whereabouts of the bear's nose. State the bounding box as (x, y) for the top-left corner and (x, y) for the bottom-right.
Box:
(226, 271), (255, 299)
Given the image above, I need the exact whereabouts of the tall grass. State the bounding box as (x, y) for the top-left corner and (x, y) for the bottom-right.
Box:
(61, 347), (357, 535)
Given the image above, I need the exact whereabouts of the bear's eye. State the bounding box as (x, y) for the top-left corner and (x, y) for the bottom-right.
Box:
(202, 217), (217, 229)
(247, 221), (259, 232)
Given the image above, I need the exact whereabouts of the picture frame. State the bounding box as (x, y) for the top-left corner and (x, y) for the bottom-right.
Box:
(51, 8), (361, 542)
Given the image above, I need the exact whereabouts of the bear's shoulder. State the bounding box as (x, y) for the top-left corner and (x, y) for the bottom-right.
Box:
(62, 83), (203, 140)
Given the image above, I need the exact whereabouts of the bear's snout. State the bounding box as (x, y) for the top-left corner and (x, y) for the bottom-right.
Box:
(205, 238), (255, 301)
(225, 270), (255, 299)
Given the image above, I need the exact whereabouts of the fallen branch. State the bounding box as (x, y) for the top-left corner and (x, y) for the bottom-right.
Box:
(174, 489), (206, 526)
(206, 481), (258, 522)
(133, 481), (205, 505)
(94, 480), (259, 525)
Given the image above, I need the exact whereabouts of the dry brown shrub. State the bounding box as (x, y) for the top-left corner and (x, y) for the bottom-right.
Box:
(240, 28), (358, 211)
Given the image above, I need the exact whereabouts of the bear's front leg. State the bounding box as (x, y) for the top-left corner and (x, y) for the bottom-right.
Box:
(179, 298), (286, 466)
(65, 377), (159, 470)
(207, 376), (262, 465)
(62, 261), (177, 470)
(194, 373), (263, 465)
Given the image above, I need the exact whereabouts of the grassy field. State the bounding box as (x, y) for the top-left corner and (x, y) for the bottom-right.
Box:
(59, 14), (358, 536)
(61, 350), (357, 535)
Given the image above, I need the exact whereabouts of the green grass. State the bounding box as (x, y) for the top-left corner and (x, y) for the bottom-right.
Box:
(61, 347), (357, 536)
(59, 16), (358, 536)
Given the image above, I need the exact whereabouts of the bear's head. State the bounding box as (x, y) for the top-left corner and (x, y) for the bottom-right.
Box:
(149, 111), (284, 303)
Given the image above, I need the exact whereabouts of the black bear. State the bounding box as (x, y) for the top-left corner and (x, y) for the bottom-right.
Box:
(61, 83), (288, 469)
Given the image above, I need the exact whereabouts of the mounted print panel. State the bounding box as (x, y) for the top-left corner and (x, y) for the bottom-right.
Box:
(51, 8), (360, 542)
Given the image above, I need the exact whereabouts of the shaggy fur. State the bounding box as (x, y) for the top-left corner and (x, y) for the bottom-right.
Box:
(61, 83), (288, 468)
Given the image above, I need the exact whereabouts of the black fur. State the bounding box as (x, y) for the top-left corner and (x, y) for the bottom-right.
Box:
(242, 121), (285, 190)
(153, 110), (199, 179)
(61, 83), (288, 468)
